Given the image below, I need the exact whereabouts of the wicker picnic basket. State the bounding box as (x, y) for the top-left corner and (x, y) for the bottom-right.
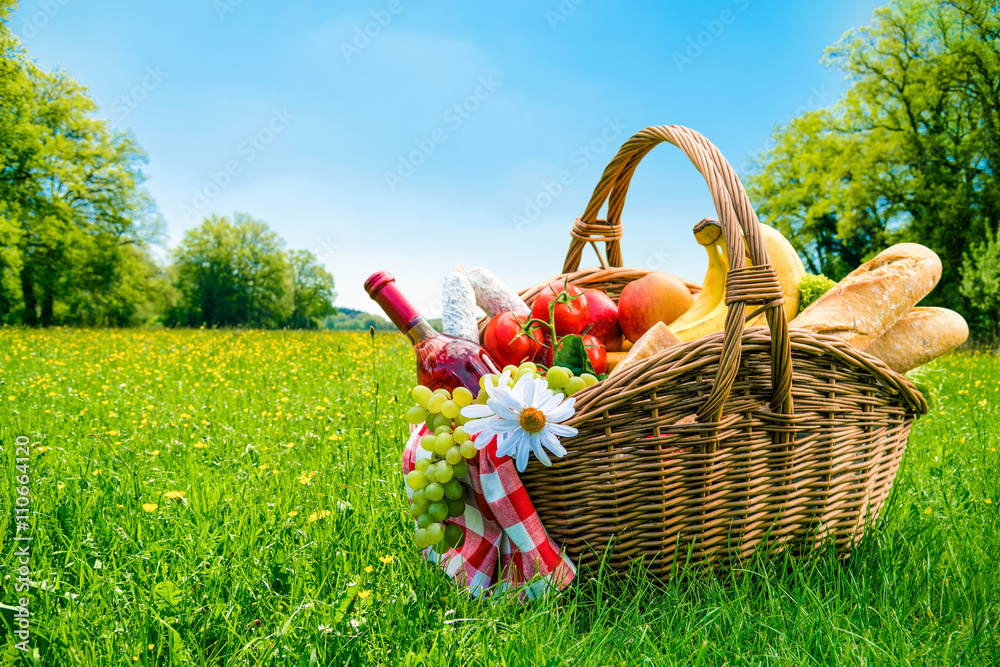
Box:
(484, 125), (927, 578)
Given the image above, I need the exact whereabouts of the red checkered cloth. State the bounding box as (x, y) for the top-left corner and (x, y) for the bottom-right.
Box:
(402, 424), (576, 598)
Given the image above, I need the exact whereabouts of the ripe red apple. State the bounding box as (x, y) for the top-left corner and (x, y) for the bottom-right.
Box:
(582, 289), (624, 352)
(618, 272), (693, 342)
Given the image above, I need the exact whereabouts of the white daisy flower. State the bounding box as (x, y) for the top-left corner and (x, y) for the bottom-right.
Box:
(460, 371), (579, 472)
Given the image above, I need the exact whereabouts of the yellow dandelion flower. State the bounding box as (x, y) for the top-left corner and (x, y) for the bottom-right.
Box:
(986, 499), (993, 505)
(7, 395), (15, 401)
(357, 590), (371, 600)
(150, 450), (159, 456)
(163, 490), (186, 500)
(36, 446), (49, 454)
(924, 507), (932, 515)
(378, 555), (395, 564)
(193, 442), (207, 449)
(298, 471), (317, 485)
(307, 509), (331, 523)
(328, 434), (341, 442)
(142, 503), (158, 513)
(57, 482), (65, 491)
(288, 511), (299, 518)
(365, 566), (373, 573)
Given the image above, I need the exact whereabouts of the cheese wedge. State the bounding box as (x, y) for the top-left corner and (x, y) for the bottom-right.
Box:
(608, 321), (682, 378)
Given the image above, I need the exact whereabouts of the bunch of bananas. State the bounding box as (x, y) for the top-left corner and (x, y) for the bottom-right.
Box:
(669, 218), (805, 342)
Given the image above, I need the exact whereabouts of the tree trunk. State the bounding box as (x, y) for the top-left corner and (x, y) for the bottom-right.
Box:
(41, 290), (54, 327)
(20, 267), (38, 326)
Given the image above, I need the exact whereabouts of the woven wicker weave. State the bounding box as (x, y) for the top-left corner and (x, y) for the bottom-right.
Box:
(508, 125), (927, 577)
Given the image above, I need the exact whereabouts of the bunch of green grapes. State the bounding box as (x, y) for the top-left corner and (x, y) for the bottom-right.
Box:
(403, 385), (478, 551)
(541, 365), (598, 397)
(473, 361), (598, 404)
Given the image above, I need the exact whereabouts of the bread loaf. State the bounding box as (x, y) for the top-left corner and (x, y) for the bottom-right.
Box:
(789, 243), (942, 350)
(865, 307), (968, 374)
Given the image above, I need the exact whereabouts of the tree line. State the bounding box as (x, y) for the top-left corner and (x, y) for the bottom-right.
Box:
(0, 1), (336, 329)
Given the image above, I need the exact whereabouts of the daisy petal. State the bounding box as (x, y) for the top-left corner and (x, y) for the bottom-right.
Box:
(547, 423), (579, 438)
(461, 404), (493, 419)
(545, 402), (576, 423)
(492, 418), (522, 432)
(496, 430), (525, 459)
(483, 371), (511, 399)
(515, 441), (531, 472)
(538, 391), (564, 413)
(476, 425), (510, 451)
(530, 432), (552, 467)
(486, 397), (519, 420)
(472, 420), (498, 441)
(520, 377), (536, 406)
(493, 390), (524, 415)
(540, 428), (568, 458)
(473, 431), (496, 450)
(464, 416), (497, 434)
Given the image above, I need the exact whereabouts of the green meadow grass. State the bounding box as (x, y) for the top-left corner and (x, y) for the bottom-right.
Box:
(0, 328), (997, 666)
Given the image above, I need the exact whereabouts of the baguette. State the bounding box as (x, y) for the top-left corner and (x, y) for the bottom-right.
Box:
(789, 243), (942, 350)
(865, 307), (968, 374)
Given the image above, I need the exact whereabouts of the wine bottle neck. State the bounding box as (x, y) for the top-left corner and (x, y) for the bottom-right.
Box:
(405, 318), (438, 345)
(365, 270), (438, 346)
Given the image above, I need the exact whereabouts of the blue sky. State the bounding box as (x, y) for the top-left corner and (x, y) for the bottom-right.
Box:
(9, 0), (882, 317)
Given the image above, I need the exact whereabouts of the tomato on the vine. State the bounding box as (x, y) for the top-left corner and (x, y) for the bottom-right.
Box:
(582, 334), (607, 375)
(483, 312), (544, 368)
(530, 282), (589, 335)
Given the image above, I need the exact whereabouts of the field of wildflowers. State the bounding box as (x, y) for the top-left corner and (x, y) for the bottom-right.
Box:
(0, 329), (996, 665)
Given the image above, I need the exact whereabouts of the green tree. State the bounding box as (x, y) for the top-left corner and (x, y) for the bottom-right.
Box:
(747, 0), (1000, 337)
(170, 213), (294, 328)
(285, 249), (336, 329)
(960, 224), (1000, 340)
(0, 0), (164, 326)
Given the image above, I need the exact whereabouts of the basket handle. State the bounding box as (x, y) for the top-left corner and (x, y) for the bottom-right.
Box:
(569, 125), (793, 421)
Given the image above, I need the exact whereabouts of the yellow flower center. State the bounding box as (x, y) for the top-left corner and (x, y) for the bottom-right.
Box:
(519, 407), (546, 434)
